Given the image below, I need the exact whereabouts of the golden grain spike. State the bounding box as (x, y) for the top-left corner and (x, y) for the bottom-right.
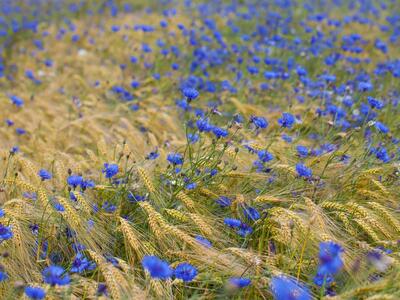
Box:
(176, 191), (196, 210)
(137, 167), (155, 193)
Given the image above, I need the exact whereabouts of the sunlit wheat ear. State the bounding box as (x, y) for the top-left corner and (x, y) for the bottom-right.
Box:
(225, 247), (262, 266)
(189, 213), (214, 237)
(165, 209), (190, 222)
(199, 187), (219, 199)
(367, 202), (400, 233)
(321, 201), (347, 211)
(354, 218), (380, 242)
(254, 195), (286, 204)
(137, 167), (155, 193)
(57, 197), (81, 227)
(119, 217), (142, 257)
(4, 178), (36, 193)
(334, 212), (357, 236)
(96, 138), (110, 160)
(176, 191), (196, 210)
(72, 192), (92, 215)
(15, 156), (40, 184)
(273, 164), (297, 176)
(87, 250), (121, 300)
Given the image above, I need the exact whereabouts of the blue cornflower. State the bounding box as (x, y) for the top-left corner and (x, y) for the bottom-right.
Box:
(237, 223), (253, 236)
(70, 253), (96, 273)
(67, 175), (83, 188)
(314, 241), (343, 287)
(375, 122), (389, 134)
(182, 88), (199, 101)
(187, 133), (199, 144)
(81, 179), (95, 190)
(373, 147), (390, 163)
(142, 256), (172, 280)
(224, 218), (241, 227)
(250, 116), (268, 129)
(212, 126), (228, 139)
(42, 265), (70, 286)
(196, 118), (213, 132)
(367, 96), (384, 109)
(38, 169), (52, 181)
(24, 286), (46, 300)
(243, 206), (260, 221)
(258, 150), (273, 162)
(10, 146), (19, 154)
(216, 196), (231, 207)
(296, 145), (309, 158)
(167, 153), (184, 165)
(195, 235), (212, 248)
(6, 119), (14, 126)
(0, 224), (13, 241)
(0, 271), (8, 282)
(185, 182), (197, 190)
(174, 263), (198, 282)
(10, 95), (24, 107)
(278, 112), (295, 128)
(295, 163), (312, 178)
(146, 149), (160, 160)
(318, 241), (344, 274)
(0, 209), (5, 218)
(102, 163), (119, 178)
(16, 128), (26, 135)
(102, 202), (117, 213)
(270, 275), (311, 300)
(229, 277), (251, 288)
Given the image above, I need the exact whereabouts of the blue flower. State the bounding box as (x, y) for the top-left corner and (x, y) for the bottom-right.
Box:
(0, 271), (8, 282)
(167, 153), (184, 165)
(174, 263), (198, 282)
(375, 122), (389, 134)
(250, 116), (268, 129)
(182, 88), (199, 101)
(295, 163), (312, 178)
(278, 112), (295, 128)
(142, 256), (172, 280)
(229, 277), (251, 288)
(243, 206), (260, 221)
(313, 241), (343, 287)
(237, 223), (253, 236)
(224, 218), (241, 227)
(102, 163), (119, 178)
(38, 169), (52, 180)
(212, 126), (228, 138)
(0, 209), (4, 218)
(368, 96), (384, 109)
(42, 265), (70, 286)
(318, 241), (343, 274)
(196, 118), (212, 132)
(16, 128), (26, 135)
(24, 286), (46, 300)
(97, 283), (108, 296)
(10, 95), (24, 107)
(187, 133), (199, 144)
(195, 235), (212, 248)
(0, 224), (13, 241)
(296, 146), (309, 158)
(257, 150), (273, 162)
(216, 196), (231, 207)
(67, 175), (83, 188)
(146, 150), (160, 160)
(270, 275), (311, 300)
(70, 253), (96, 273)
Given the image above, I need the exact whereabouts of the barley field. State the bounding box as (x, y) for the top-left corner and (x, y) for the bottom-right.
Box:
(0, 0), (400, 299)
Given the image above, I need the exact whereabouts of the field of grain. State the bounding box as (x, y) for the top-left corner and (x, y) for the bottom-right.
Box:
(0, 1), (400, 299)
